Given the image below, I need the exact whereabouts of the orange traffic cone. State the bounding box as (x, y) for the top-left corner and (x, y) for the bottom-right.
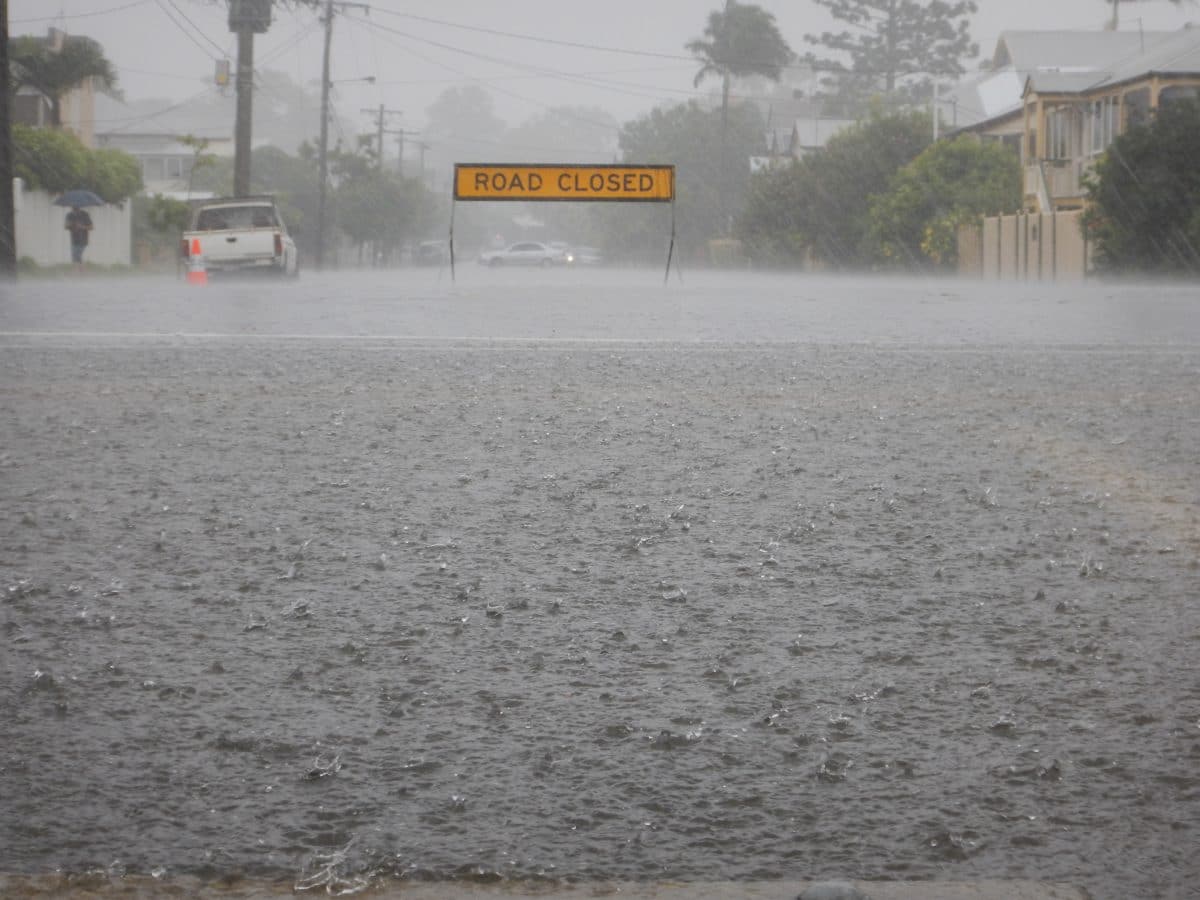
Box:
(185, 238), (208, 286)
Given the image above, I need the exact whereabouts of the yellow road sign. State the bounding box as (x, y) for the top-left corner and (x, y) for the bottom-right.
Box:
(455, 164), (674, 202)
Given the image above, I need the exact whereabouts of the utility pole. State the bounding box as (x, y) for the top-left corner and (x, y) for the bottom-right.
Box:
(0, 0), (16, 279)
(316, 0), (370, 270)
(233, 30), (253, 195)
(316, 0), (334, 270)
(361, 105), (402, 169)
(413, 140), (431, 184)
(389, 128), (418, 177)
(229, 0), (271, 197)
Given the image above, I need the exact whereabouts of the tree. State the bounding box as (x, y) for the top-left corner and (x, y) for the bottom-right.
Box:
(686, 1), (794, 131)
(422, 86), (507, 184)
(178, 135), (219, 200)
(8, 34), (119, 128)
(11, 125), (88, 193)
(737, 108), (931, 268)
(132, 194), (191, 264)
(11, 124), (141, 201)
(869, 135), (1021, 268)
(505, 106), (620, 163)
(1082, 99), (1200, 274)
(328, 137), (434, 264)
(601, 100), (765, 262)
(805, 0), (978, 103)
(686, 2), (791, 235)
(85, 146), (142, 203)
(189, 145), (316, 254)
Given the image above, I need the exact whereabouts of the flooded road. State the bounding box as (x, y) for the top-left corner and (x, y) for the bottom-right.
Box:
(1, 270), (1198, 899)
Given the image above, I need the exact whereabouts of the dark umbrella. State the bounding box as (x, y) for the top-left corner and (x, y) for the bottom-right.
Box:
(53, 189), (106, 208)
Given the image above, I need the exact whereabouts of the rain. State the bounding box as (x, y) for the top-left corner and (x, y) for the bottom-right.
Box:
(2, 3), (1200, 900)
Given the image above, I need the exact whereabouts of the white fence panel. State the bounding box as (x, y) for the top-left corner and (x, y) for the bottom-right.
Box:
(13, 182), (132, 267)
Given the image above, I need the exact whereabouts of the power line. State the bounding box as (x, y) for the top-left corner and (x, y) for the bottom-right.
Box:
(115, 66), (213, 82)
(346, 15), (626, 132)
(349, 15), (776, 124)
(153, 0), (222, 61)
(161, 0), (230, 58)
(373, 62), (691, 89)
(12, 1), (152, 24)
(94, 86), (220, 130)
(370, 7), (849, 75)
(370, 8), (693, 65)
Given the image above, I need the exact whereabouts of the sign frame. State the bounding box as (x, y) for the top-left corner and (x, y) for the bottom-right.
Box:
(454, 163), (674, 204)
(448, 163), (678, 283)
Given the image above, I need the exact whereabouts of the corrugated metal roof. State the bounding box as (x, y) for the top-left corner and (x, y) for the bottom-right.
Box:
(993, 30), (1174, 71)
(1105, 25), (1200, 82)
(1026, 26), (1200, 94)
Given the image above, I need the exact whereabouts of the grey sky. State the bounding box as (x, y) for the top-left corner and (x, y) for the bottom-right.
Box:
(9, 0), (1199, 137)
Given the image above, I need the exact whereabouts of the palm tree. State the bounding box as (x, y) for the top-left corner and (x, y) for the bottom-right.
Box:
(8, 34), (118, 129)
(687, 2), (793, 234)
(686, 0), (794, 133)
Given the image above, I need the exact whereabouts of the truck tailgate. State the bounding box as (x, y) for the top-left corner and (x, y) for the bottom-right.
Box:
(186, 231), (279, 267)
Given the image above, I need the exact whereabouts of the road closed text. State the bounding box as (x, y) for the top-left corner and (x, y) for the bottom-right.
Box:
(455, 164), (674, 202)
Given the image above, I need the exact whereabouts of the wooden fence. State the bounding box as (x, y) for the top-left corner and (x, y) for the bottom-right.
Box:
(958, 210), (1089, 280)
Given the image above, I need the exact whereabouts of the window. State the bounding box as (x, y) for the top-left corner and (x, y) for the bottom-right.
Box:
(1159, 85), (1200, 106)
(166, 157), (183, 179)
(196, 205), (276, 230)
(1089, 96), (1118, 155)
(142, 157), (165, 180)
(1124, 88), (1151, 130)
(1046, 107), (1075, 160)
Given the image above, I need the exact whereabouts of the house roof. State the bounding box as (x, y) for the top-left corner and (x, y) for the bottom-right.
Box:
(1024, 70), (1110, 94)
(791, 116), (858, 150)
(992, 30), (1170, 71)
(1105, 24), (1200, 83)
(1024, 25), (1200, 96)
(951, 26), (1200, 130)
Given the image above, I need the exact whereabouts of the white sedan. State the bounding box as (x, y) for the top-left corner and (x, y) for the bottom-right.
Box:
(478, 241), (569, 267)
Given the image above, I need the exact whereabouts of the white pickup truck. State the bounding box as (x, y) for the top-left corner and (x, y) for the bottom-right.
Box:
(181, 196), (299, 277)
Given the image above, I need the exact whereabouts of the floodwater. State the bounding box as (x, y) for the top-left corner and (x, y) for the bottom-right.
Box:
(1, 269), (1198, 899)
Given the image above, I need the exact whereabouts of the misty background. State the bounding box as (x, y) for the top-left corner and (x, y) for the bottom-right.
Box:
(10, 0), (1198, 181)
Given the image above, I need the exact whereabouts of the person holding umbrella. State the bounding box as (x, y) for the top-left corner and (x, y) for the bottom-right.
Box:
(65, 205), (93, 267)
(55, 190), (103, 270)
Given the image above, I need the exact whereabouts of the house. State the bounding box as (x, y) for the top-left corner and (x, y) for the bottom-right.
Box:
(95, 131), (233, 200)
(93, 92), (235, 199)
(10, 28), (101, 147)
(751, 68), (860, 165)
(751, 116), (859, 172)
(788, 115), (858, 158)
(949, 28), (1200, 212)
(955, 26), (1200, 278)
(1021, 26), (1200, 212)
